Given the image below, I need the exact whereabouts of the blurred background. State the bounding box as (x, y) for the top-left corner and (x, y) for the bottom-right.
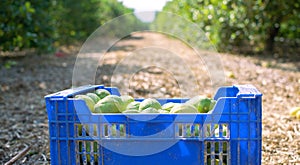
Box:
(0, 0), (299, 164)
(1, 0), (299, 58)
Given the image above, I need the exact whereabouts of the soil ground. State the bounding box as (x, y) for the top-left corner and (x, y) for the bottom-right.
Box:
(0, 32), (299, 164)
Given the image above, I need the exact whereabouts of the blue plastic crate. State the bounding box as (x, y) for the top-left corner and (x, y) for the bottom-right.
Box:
(45, 84), (262, 165)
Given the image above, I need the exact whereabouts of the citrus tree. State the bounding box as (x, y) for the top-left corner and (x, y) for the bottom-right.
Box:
(154, 0), (300, 54)
(0, 0), (147, 52)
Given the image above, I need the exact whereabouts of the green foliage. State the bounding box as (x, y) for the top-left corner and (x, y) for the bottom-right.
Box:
(3, 60), (18, 69)
(53, 0), (135, 45)
(0, 0), (146, 52)
(0, 1), (54, 51)
(154, 0), (300, 54)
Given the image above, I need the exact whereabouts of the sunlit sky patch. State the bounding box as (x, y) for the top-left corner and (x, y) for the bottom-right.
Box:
(118, 0), (171, 22)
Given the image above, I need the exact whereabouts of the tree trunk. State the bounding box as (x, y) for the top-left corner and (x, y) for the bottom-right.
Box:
(265, 21), (281, 53)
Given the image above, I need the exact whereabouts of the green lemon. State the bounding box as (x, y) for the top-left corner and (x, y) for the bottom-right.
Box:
(75, 95), (95, 112)
(139, 98), (161, 111)
(126, 101), (140, 111)
(120, 95), (134, 111)
(158, 109), (169, 113)
(170, 104), (198, 113)
(290, 107), (300, 117)
(140, 107), (159, 113)
(161, 102), (179, 111)
(94, 95), (122, 113)
(186, 96), (215, 113)
(86, 93), (100, 104)
(95, 89), (110, 99)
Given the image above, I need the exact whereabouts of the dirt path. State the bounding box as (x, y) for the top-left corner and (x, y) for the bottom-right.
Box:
(0, 32), (299, 164)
